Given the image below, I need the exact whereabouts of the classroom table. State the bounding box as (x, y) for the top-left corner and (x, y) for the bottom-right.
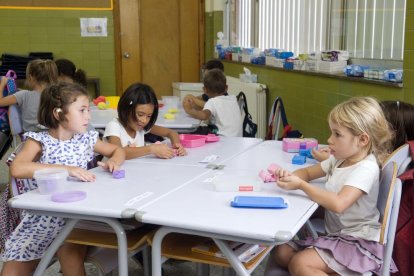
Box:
(136, 140), (321, 276)
(8, 162), (209, 276)
(89, 106), (200, 132)
(7, 137), (262, 276)
(131, 136), (263, 167)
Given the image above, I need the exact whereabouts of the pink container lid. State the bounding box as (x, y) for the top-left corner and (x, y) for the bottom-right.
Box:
(179, 134), (220, 148)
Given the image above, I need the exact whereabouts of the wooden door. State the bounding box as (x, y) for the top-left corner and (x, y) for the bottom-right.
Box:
(115, 0), (204, 97)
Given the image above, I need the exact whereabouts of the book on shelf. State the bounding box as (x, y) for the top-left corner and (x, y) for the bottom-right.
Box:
(191, 240), (267, 263)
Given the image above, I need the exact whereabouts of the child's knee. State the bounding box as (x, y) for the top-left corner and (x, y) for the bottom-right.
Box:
(1, 260), (38, 276)
(58, 243), (87, 263)
(273, 244), (295, 266)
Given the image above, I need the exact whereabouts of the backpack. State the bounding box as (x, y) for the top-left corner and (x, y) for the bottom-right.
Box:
(237, 91), (258, 138)
(266, 97), (302, 140)
(0, 70), (18, 134)
(393, 141), (414, 276)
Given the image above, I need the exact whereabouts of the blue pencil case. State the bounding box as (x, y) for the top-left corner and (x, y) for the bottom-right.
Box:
(231, 196), (288, 209)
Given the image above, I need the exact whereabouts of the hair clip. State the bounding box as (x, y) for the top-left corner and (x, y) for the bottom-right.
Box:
(129, 100), (133, 105)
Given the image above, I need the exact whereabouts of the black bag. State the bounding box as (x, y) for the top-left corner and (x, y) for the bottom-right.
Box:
(237, 92), (258, 138)
(266, 97), (302, 140)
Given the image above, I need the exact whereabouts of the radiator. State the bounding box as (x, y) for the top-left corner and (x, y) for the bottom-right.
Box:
(226, 77), (267, 139)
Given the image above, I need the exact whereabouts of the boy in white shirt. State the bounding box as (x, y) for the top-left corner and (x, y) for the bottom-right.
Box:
(183, 69), (242, 137)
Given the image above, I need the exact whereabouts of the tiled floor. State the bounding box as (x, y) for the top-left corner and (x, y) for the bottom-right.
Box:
(0, 257), (268, 275)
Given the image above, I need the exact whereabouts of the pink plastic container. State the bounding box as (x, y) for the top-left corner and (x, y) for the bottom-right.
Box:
(282, 138), (318, 153)
(179, 134), (220, 148)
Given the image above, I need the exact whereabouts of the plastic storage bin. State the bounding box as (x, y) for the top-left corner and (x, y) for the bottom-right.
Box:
(34, 168), (69, 195)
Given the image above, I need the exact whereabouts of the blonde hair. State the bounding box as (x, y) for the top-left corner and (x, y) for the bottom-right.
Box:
(329, 96), (393, 164)
(25, 59), (58, 86)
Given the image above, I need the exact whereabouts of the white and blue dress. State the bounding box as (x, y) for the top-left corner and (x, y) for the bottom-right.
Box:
(2, 130), (98, 261)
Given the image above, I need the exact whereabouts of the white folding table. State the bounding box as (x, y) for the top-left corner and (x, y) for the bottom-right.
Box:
(89, 106), (200, 132)
(7, 137), (263, 275)
(8, 162), (209, 276)
(136, 140), (320, 276)
(131, 137), (263, 167)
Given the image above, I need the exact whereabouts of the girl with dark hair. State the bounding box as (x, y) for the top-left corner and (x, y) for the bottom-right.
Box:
(104, 82), (186, 159)
(55, 58), (87, 88)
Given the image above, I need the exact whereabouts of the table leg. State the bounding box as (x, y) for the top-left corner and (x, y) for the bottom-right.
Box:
(152, 226), (171, 276)
(152, 226), (263, 276)
(34, 219), (79, 276)
(98, 217), (129, 276)
(213, 238), (250, 276)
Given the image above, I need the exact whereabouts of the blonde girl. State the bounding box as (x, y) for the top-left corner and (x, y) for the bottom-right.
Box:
(273, 97), (396, 275)
(0, 59), (58, 132)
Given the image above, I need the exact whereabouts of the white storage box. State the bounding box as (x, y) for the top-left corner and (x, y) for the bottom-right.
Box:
(172, 82), (204, 101)
(241, 54), (253, 63)
(232, 53), (241, 62)
(265, 56), (284, 68)
(317, 60), (347, 73)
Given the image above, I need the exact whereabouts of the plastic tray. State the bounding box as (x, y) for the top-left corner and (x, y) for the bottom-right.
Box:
(179, 134), (220, 148)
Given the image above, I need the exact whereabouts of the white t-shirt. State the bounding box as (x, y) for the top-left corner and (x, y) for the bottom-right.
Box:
(320, 154), (381, 241)
(203, 95), (242, 137)
(103, 118), (147, 147)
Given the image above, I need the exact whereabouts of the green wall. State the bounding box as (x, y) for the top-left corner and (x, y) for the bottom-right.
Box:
(0, 9), (115, 96)
(206, 7), (412, 143)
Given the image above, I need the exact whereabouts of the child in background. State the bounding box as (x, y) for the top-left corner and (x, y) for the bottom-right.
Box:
(381, 100), (414, 150)
(104, 82), (186, 159)
(272, 97), (396, 275)
(183, 69), (242, 137)
(381, 100), (414, 276)
(0, 59), (58, 132)
(183, 59), (225, 110)
(56, 58), (87, 88)
(1, 83), (125, 276)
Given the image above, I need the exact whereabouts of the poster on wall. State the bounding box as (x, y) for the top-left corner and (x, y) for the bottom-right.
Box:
(80, 18), (107, 37)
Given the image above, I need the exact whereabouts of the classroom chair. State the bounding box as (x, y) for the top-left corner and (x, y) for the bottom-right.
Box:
(8, 104), (23, 148)
(0, 130), (12, 160)
(65, 224), (158, 276)
(383, 143), (412, 176)
(264, 161), (402, 276)
(146, 233), (273, 276)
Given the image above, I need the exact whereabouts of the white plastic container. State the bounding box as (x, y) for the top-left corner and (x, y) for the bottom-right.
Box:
(161, 96), (180, 109)
(213, 174), (262, 192)
(34, 168), (69, 195)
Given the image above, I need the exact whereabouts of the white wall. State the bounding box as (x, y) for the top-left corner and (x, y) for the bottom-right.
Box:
(205, 0), (224, 12)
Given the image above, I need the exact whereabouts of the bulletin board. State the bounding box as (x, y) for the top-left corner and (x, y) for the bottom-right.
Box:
(0, 0), (113, 10)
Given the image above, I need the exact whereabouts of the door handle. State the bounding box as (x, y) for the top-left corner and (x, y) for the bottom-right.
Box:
(123, 52), (130, 59)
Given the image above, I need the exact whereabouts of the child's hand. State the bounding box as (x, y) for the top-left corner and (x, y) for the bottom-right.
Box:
(97, 160), (120, 172)
(173, 143), (187, 156)
(151, 143), (175, 159)
(0, 76), (9, 86)
(68, 167), (96, 182)
(182, 95), (195, 112)
(274, 168), (303, 190)
(311, 147), (331, 162)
